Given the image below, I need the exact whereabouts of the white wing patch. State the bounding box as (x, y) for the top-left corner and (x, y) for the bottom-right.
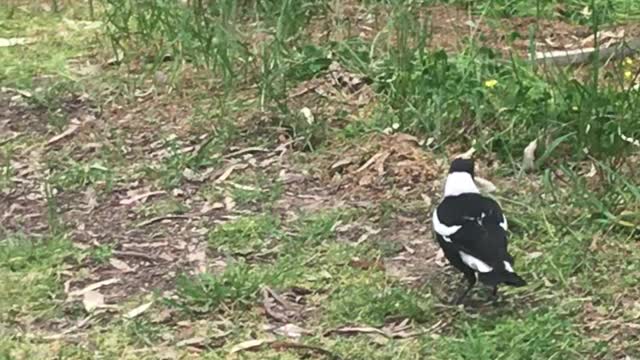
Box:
(503, 261), (514, 273)
(432, 210), (461, 237)
(442, 236), (452, 243)
(459, 251), (493, 273)
(499, 215), (508, 231)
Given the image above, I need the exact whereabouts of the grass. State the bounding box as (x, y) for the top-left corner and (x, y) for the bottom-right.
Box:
(1, 0), (640, 358)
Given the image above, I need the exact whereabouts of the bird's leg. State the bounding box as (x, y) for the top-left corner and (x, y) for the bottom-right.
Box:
(490, 286), (499, 306)
(454, 271), (476, 305)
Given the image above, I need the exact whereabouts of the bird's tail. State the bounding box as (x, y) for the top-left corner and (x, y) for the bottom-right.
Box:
(503, 272), (527, 287)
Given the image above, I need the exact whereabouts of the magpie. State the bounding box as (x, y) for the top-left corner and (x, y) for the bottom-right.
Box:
(432, 157), (526, 304)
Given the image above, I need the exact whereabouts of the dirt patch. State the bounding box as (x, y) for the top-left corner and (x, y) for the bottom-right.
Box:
(323, 133), (442, 203)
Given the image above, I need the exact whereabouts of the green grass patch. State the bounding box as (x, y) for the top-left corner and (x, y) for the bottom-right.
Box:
(0, 234), (76, 323)
(208, 214), (281, 254)
(430, 310), (606, 359)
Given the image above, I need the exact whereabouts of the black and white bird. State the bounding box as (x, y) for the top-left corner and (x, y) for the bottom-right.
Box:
(432, 157), (526, 304)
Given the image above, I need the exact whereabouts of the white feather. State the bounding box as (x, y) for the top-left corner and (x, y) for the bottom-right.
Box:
(500, 215), (508, 231)
(459, 251), (493, 273)
(444, 172), (479, 197)
(503, 261), (514, 273)
(432, 210), (461, 237)
(442, 236), (452, 243)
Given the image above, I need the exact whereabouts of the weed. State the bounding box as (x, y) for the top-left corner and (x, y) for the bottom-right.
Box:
(146, 136), (222, 189)
(49, 160), (114, 192)
(223, 171), (284, 207)
(326, 272), (432, 325)
(208, 214), (281, 254)
(91, 244), (113, 264)
(173, 261), (279, 313)
(0, 234), (74, 322)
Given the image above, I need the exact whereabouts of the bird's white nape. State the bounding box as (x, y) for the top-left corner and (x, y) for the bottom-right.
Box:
(443, 172), (479, 197)
(459, 251), (493, 273)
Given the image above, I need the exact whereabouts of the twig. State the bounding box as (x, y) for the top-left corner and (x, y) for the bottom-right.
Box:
(223, 146), (270, 159)
(42, 313), (96, 340)
(271, 341), (342, 360)
(262, 289), (288, 322)
(264, 287), (294, 311)
(46, 124), (79, 147)
(112, 250), (157, 263)
(0, 132), (21, 147)
(137, 214), (191, 227)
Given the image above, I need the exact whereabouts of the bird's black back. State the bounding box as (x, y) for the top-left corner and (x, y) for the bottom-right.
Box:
(435, 193), (509, 267)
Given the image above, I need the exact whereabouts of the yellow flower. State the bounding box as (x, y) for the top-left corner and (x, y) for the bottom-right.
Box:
(624, 57), (633, 65)
(625, 70), (633, 79)
(484, 79), (498, 89)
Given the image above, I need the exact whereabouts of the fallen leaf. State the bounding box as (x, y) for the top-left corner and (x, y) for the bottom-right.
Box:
(585, 163), (597, 178)
(224, 196), (236, 210)
(200, 202), (224, 214)
(474, 177), (497, 193)
(214, 164), (247, 184)
(182, 168), (205, 182)
(137, 215), (190, 228)
(434, 249), (447, 267)
(85, 187), (98, 212)
(356, 151), (389, 173)
(421, 193), (432, 208)
(331, 157), (354, 170)
(229, 339), (273, 354)
(126, 301), (154, 319)
(188, 245), (207, 274)
(151, 309), (173, 323)
(176, 337), (206, 347)
(0, 87), (32, 98)
(109, 258), (132, 272)
(68, 278), (120, 297)
(46, 124), (79, 146)
(62, 18), (103, 31)
(326, 325), (389, 338)
(300, 107), (314, 125)
(456, 147), (476, 159)
(522, 139), (538, 171)
(223, 147), (269, 159)
(171, 188), (186, 197)
(120, 190), (163, 206)
(0, 37), (36, 47)
(527, 251), (544, 259)
(349, 258), (384, 271)
(82, 291), (104, 312)
(267, 324), (311, 339)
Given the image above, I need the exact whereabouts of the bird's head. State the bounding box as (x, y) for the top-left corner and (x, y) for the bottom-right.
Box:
(449, 157), (475, 178)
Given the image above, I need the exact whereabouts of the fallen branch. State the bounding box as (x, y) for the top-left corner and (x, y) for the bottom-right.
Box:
(533, 38), (640, 66)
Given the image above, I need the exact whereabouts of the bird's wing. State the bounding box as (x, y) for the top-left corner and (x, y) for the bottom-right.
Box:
(433, 193), (508, 272)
